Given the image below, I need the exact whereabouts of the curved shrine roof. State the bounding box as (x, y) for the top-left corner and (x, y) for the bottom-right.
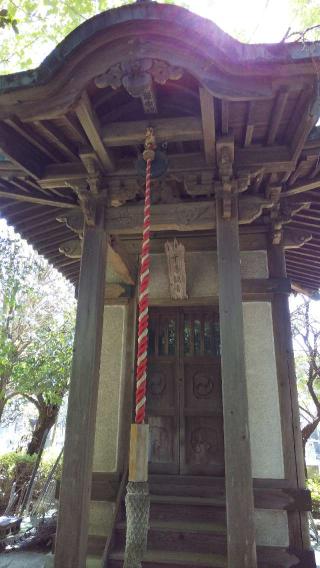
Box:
(0, 1), (320, 293)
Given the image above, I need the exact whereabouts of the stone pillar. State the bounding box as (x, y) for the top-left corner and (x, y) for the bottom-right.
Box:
(55, 204), (108, 568)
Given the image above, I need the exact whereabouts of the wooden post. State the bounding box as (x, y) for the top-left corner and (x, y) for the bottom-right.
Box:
(54, 204), (107, 568)
(216, 195), (257, 568)
(268, 244), (310, 551)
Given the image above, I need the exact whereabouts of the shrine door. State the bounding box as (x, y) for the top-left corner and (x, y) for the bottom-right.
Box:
(147, 307), (224, 475)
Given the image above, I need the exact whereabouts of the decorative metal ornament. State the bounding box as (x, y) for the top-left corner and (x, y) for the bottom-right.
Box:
(136, 148), (168, 179)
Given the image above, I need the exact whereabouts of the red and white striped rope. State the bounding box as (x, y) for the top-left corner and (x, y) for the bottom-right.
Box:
(135, 158), (152, 424)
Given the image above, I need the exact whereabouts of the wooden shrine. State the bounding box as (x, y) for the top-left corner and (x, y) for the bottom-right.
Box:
(0, 2), (320, 566)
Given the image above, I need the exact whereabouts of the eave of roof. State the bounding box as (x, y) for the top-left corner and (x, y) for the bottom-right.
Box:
(0, 1), (320, 291)
(1, 1), (320, 95)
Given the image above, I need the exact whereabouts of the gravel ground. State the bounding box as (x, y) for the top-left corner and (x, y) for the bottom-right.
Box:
(0, 552), (47, 568)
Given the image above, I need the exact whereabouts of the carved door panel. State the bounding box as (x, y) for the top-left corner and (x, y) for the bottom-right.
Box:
(147, 310), (179, 474)
(147, 307), (224, 475)
(180, 308), (224, 475)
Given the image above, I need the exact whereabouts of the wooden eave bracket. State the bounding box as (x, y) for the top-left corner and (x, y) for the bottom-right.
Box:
(267, 184), (312, 245)
(216, 137), (235, 219)
(215, 136), (260, 220)
(57, 208), (136, 284)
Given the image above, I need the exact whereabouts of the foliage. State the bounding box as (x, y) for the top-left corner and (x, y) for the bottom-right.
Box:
(291, 297), (320, 452)
(288, 0), (320, 41)
(0, 0), (132, 72)
(0, 224), (75, 434)
(307, 474), (320, 517)
(0, 8), (18, 33)
(0, 450), (62, 513)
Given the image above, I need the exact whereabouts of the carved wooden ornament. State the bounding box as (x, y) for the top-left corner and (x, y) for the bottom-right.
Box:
(95, 58), (183, 114)
(165, 239), (188, 300)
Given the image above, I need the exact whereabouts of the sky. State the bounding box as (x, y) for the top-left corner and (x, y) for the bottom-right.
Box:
(185, 0), (292, 43)
(0, 0), (298, 74)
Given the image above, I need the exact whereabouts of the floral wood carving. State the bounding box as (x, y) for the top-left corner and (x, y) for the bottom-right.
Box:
(149, 372), (166, 397)
(193, 373), (214, 399)
(95, 58), (183, 114)
(165, 239), (188, 300)
(190, 427), (216, 455)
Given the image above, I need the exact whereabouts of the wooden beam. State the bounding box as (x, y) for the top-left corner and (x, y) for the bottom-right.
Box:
(76, 91), (114, 171)
(268, 245), (308, 551)
(267, 90), (289, 146)
(102, 116), (203, 147)
(0, 122), (48, 178)
(108, 237), (135, 285)
(55, 206), (107, 568)
(281, 175), (320, 197)
(199, 88), (216, 165)
(5, 116), (63, 162)
(106, 197), (273, 235)
(244, 101), (255, 147)
(216, 195), (257, 568)
(221, 100), (229, 135)
(0, 186), (78, 209)
(39, 145), (293, 190)
(290, 91), (319, 165)
(34, 120), (79, 162)
(64, 113), (89, 146)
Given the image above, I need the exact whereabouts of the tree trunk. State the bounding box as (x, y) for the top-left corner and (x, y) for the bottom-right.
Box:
(0, 398), (6, 422)
(27, 404), (59, 455)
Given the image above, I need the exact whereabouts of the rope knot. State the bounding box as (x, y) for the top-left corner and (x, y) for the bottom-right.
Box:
(143, 127), (156, 162)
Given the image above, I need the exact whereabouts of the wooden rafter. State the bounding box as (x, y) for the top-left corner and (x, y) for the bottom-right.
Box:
(5, 117), (64, 163)
(267, 89), (288, 146)
(290, 90), (319, 164)
(199, 87), (216, 165)
(221, 100), (229, 135)
(0, 185), (78, 208)
(75, 91), (115, 172)
(244, 101), (255, 147)
(63, 113), (88, 146)
(0, 122), (49, 178)
(34, 120), (79, 162)
(281, 175), (320, 197)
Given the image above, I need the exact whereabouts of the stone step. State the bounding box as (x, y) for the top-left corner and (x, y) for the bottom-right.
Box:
(114, 524), (227, 555)
(88, 520), (227, 556)
(108, 549), (227, 568)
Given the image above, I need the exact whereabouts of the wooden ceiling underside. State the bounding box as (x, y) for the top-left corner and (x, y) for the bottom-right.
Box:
(1, 3), (320, 292)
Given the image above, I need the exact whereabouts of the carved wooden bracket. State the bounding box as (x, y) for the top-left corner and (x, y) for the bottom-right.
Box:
(165, 239), (188, 300)
(215, 138), (258, 219)
(282, 227), (312, 249)
(108, 177), (142, 207)
(95, 59), (183, 114)
(184, 172), (214, 197)
(57, 208), (84, 236)
(59, 239), (82, 258)
(216, 141), (234, 219)
(268, 188), (311, 244)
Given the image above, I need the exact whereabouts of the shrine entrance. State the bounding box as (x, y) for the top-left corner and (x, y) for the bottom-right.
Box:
(147, 307), (224, 476)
